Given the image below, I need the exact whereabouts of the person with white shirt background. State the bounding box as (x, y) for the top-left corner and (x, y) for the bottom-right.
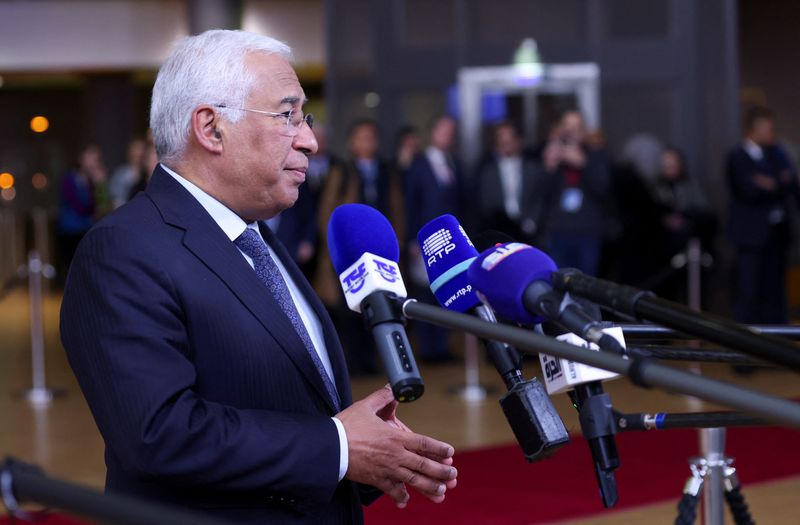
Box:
(726, 106), (800, 329)
(475, 121), (548, 246)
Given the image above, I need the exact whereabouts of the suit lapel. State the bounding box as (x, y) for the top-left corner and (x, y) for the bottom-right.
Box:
(260, 224), (353, 408)
(145, 167), (339, 413)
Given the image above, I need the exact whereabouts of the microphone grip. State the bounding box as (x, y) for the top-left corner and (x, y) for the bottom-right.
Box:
(552, 268), (652, 316)
(361, 291), (424, 402)
(473, 305), (523, 388)
(570, 381), (619, 508)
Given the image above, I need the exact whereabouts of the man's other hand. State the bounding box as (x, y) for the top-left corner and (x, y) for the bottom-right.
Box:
(336, 386), (458, 508)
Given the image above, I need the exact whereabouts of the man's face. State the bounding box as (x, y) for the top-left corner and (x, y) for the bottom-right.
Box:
(221, 53), (317, 221)
(750, 117), (776, 146)
(430, 117), (456, 152)
(349, 124), (379, 160)
(559, 111), (585, 143)
(495, 125), (521, 157)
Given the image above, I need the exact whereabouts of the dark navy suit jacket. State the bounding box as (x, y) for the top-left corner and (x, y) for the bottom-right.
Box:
(273, 181), (317, 262)
(405, 152), (464, 239)
(726, 144), (797, 247)
(60, 166), (371, 524)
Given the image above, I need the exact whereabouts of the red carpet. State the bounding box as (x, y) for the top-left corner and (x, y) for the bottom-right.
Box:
(364, 426), (800, 524)
(3, 427), (797, 525)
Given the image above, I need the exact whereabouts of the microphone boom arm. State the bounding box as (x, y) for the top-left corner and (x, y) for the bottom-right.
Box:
(398, 297), (800, 428)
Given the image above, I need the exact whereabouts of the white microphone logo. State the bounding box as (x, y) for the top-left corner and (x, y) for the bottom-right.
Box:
(422, 228), (455, 267)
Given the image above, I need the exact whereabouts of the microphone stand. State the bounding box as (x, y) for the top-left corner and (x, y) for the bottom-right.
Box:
(1, 457), (228, 525)
(613, 410), (766, 431)
(394, 296), (800, 427)
(620, 323), (800, 341)
(551, 270), (800, 372)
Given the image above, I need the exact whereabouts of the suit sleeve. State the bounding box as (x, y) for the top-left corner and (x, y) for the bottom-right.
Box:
(60, 225), (341, 510)
(727, 152), (776, 205)
(404, 158), (424, 243)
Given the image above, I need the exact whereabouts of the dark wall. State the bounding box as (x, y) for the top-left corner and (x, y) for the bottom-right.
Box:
(325, 0), (739, 208)
(0, 74), (153, 212)
(740, 0), (800, 148)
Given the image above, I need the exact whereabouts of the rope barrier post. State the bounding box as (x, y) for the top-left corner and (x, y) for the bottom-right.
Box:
(21, 250), (60, 407)
(449, 334), (492, 402)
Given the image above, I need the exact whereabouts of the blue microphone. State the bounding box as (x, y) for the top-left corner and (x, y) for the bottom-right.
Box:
(418, 216), (569, 462)
(467, 243), (622, 508)
(328, 204), (423, 402)
(417, 215), (521, 383)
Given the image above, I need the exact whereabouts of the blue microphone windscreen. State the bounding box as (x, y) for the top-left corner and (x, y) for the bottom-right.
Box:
(417, 214), (480, 312)
(328, 204), (400, 274)
(467, 243), (558, 324)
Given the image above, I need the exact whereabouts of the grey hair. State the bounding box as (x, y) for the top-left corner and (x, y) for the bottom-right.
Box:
(150, 29), (292, 162)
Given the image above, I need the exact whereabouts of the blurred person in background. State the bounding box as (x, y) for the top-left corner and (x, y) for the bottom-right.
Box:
(405, 115), (463, 363)
(316, 119), (403, 375)
(268, 181), (318, 279)
(475, 121), (546, 245)
(60, 30), (456, 524)
(613, 133), (664, 287)
(727, 106), (799, 325)
(109, 138), (146, 209)
(540, 109), (612, 276)
(126, 139), (159, 202)
(56, 143), (105, 283)
(306, 123), (336, 197)
(649, 146), (715, 302)
(392, 125), (421, 178)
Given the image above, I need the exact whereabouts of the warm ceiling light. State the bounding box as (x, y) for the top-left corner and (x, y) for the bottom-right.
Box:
(30, 116), (49, 133)
(32, 172), (48, 190)
(0, 172), (14, 189)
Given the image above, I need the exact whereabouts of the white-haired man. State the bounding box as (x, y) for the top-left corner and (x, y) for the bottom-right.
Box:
(61, 30), (457, 524)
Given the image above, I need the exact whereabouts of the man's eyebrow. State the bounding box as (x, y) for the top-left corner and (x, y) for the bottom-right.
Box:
(280, 96), (308, 106)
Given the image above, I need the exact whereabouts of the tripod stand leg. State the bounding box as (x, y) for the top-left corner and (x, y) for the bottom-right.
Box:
(724, 467), (755, 525)
(675, 461), (705, 525)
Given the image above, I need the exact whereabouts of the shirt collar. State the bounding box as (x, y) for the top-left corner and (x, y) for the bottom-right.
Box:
(743, 139), (764, 162)
(160, 163), (248, 241)
(426, 146), (447, 165)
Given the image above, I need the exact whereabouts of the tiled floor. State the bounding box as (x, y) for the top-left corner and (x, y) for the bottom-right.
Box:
(2, 288), (799, 523)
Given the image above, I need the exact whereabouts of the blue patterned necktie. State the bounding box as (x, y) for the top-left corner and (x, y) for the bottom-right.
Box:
(235, 227), (340, 411)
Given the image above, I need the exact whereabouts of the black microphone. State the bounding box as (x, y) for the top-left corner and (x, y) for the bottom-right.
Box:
(552, 269), (800, 372)
(468, 243), (622, 507)
(328, 204), (424, 402)
(417, 215), (569, 461)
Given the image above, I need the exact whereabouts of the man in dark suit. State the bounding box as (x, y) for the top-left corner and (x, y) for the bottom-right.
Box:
(60, 30), (456, 524)
(475, 121), (547, 245)
(404, 116), (463, 362)
(727, 106), (799, 324)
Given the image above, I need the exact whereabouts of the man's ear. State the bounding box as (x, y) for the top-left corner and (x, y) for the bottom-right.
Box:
(192, 106), (224, 154)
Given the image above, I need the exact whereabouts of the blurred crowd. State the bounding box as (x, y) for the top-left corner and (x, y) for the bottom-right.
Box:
(55, 106), (799, 375)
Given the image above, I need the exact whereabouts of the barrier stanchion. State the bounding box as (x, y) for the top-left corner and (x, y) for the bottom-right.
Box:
(448, 334), (493, 402)
(20, 250), (60, 406)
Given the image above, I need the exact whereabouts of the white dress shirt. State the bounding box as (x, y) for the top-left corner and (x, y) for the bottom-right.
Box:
(426, 146), (454, 186)
(497, 155), (523, 219)
(743, 139), (764, 162)
(162, 164), (349, 481)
